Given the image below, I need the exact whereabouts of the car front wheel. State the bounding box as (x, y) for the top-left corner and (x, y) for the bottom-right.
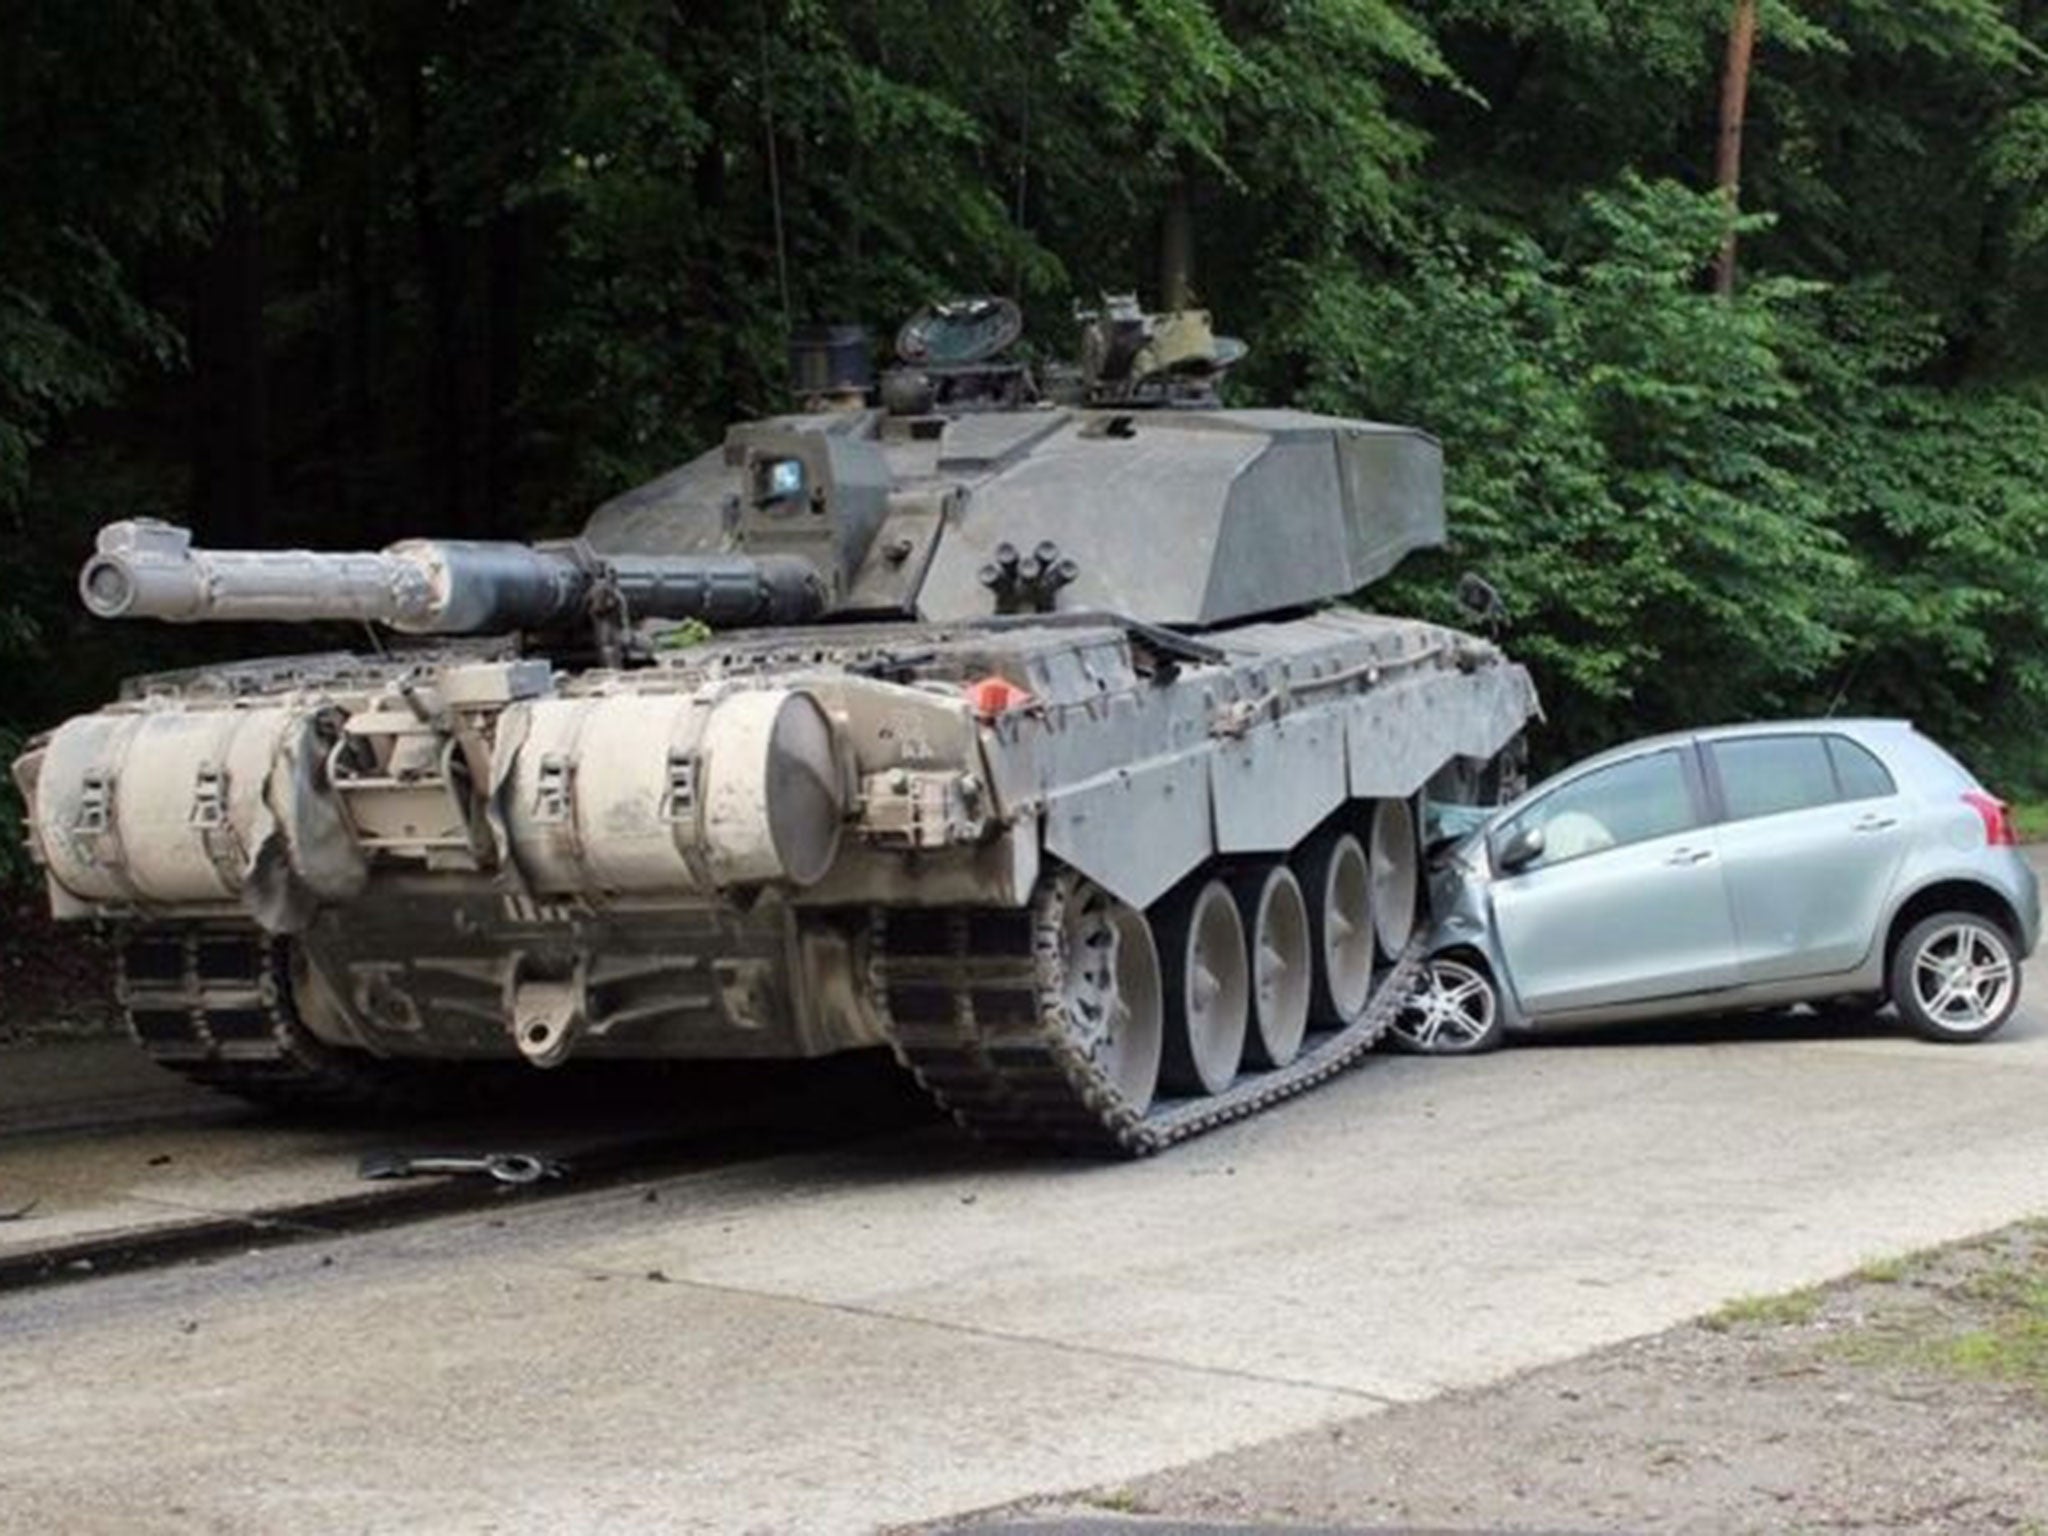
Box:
(1391, 955), (1505, 1054)
(1889, 913), (2022, 1044)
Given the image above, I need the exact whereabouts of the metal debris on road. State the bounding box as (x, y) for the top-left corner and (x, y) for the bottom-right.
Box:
(357, 1152), (564, 1186)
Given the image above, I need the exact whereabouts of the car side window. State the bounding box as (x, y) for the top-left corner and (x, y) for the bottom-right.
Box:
(1826, 736), (1897, 802)
(1494, 749), (1697, 872)
(1709, 734), (1838, 821)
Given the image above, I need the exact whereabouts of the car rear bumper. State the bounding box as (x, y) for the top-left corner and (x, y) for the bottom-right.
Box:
(2010, 848), (2043, 954)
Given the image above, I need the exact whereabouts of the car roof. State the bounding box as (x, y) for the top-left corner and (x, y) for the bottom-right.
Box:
(1542, 718), (1919, 781)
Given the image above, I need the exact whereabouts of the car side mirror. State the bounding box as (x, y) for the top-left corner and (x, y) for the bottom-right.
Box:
(1494, 824), (1545, 873)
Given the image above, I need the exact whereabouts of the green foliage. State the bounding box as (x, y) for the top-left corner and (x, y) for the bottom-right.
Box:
(1057, 0), (1440, 231)
(6, 0), (2048, 885)
(0, 0), (347, 762)
(1816, 374), (2048, 791)
(1059, 0), (1252, 176)
(1280, 179), (1856, 759)
(2013, 799), (2048, 844)
(1276, 164), (2048, 780)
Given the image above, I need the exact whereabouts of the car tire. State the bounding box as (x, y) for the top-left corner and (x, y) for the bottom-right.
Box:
(1390, 955), (1505, 1055)
(1889, 912), (2023, 1044)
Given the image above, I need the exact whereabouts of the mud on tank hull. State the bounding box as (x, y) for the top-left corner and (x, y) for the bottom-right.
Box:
(16, 607), (1532, 1151)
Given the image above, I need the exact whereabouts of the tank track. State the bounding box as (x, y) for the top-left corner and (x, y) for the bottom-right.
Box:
(872, 895), (1426, 1156)
(115, 927), (434, 1113)
(115, 895), (1422, 1142)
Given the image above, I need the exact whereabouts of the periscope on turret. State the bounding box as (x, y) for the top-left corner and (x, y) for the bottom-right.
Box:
(12, 296), (1537, 1154)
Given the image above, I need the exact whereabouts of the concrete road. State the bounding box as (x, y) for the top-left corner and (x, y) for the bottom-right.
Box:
(0, 1046), (934, 1270)
(5, 961), (2048, 1533)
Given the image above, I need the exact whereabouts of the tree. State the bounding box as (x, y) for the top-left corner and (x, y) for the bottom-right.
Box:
(9, 0), (2048, 901)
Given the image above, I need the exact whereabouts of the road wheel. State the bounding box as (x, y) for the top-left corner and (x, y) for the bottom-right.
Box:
(1890, 913), (2022, 1043)
(1041, 871), (1165, 1116)
(1157, 877), (1250, 1096)
(1390, 955), (1504, 1055)
(1370, 798), (1420, 961)
(1231, 864), (1311, 1070)
(1295, 828), (1374, 1027)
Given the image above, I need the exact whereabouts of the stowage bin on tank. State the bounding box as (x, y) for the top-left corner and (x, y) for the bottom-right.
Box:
(14, 297), (1537, 1153)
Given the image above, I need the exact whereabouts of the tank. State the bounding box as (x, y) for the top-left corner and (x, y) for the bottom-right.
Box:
(12, 296), (1537, 1153)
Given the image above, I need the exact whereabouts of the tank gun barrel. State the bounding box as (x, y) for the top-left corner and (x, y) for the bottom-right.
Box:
(78, 520), (825, 633)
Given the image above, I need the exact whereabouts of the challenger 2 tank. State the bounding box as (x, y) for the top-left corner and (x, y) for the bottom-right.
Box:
(12, 297), (1536, 1153)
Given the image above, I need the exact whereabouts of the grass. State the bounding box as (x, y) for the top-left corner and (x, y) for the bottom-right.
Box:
(2011, 798), (2048, 845)
(1929, 1263), (2048, 1393)
(1854, 1255), (1909, 1284)
(1700, 1286), (1824, 1332)
(1829, 1230), (2048, 1400)
(1084, 1489), (1151, 1515)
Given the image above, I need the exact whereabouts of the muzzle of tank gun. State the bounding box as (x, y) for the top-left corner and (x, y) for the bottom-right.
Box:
(77, 519), (826, 633)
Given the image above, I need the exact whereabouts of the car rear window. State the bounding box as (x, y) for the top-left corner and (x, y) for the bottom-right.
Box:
(1825, 736), (1897, 801)
(1710, 735), (1838, 820)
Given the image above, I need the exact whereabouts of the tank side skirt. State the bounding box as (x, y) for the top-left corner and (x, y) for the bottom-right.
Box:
(1028, 635), (1534, 910)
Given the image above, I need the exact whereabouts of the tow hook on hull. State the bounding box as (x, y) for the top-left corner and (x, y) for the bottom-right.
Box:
(507, 959), (588, 1068)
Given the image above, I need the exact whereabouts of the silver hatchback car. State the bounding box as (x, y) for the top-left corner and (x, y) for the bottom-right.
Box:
(1398, 720), (2041, 1052)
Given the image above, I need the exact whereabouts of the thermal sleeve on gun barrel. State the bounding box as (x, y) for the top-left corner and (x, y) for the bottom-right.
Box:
(78, 521), (828, 632)
(609, 555), (827, 626)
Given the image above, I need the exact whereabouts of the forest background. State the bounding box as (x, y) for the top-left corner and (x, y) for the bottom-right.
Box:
(5, 0), (2048, 903)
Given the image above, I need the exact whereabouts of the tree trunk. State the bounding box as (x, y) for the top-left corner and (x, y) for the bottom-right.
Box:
(1713, 0), (1759, 297)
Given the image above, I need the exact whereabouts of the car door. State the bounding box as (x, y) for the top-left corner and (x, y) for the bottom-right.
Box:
(1704, 732), (1912, 984)
(1488, 745), (1741, 1018)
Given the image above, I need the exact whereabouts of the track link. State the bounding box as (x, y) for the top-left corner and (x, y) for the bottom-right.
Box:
(116, 927), (434, 1113)
(873, 891), (1425, 1156)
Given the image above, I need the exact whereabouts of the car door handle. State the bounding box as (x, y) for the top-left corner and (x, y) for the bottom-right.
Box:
(1665, 847), (1714, 866)
(1853, 814), (1899, 832)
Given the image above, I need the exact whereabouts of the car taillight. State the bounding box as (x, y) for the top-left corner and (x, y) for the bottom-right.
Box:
(1963, 790), (2017, 847)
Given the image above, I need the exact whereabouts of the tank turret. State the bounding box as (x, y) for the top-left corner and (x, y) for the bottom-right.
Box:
(586, 297), (1447, 629)
(15, 297), (1536, 1155)
(76, 300), (1444, 639)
